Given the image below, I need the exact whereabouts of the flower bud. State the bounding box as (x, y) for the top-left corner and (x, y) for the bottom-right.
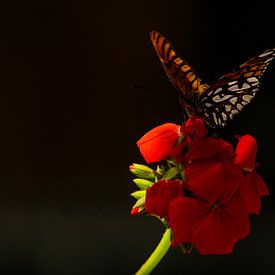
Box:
(137, 123), (181, 163)
(131, 190), (146, 199)
(133, 196), (145, 208)
(130, 207), (141, 215)
(129, 163), (156, 180)
(133, 178), (154, 190)
(234, 135), (257, 171)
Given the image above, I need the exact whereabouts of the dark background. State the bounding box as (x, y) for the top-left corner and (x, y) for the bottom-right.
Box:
(0, 0), (274, 274)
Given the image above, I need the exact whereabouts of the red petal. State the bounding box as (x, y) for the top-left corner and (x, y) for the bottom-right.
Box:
(169, 197), (211, 246)
(185, 160), (223, 203)
(218, 139), (235, 160)
(145, 180), (183, 219)
(239, 171), (269, 214)
(222, 193), (250, 240)
(185, 137), (221, 162)
(184, 117), (208, 139)
(193, 194), (250, 254)
(185, 159), (240, 203)
(137, 123), (180, 163)
(235, 135), (257, 170)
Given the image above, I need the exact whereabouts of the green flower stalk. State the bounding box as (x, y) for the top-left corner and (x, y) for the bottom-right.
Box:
(135, 228), (171, 275)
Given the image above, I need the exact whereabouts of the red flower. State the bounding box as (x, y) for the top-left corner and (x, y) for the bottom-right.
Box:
(133, 118), (269, 255)
(137, 123), (182, 163)
(169, 193), (250, 254)
(145, 179), (183, 220)
(234, 135), (269, 214)
(169, 159), (249, 254)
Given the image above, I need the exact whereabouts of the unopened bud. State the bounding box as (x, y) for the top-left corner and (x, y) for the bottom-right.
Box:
(130, 207), (140, 215)
(129, 163), (156, 180)
(131, 190), (146, 199)
(133, 178), (153, 190)
(133, 196), (145, 208)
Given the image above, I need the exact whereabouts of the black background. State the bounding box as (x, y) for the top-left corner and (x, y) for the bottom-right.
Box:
(0, 0), (274, 274)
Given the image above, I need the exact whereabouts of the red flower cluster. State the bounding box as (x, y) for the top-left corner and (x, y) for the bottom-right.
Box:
(137, 117), (269, 254)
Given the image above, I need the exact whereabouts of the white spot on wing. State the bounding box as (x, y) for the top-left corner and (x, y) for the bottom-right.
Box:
(237, 104), (243, 111)
(228, 85), (238, 91)
(259, 51), (272, 57)
(247, 77), (258, 83)
(230, 97), (238, 105)
(205, 103), (213, 107)
(221, 112), (227, 121)
(242, 83), (250, 89)
(265, 57), (274, 63)
(213, 88), (222, 95)
(243, 95), (253, 102)
(225, 105), (232, 112)
(212, 94), (233, 103)
(228, 81), (237, 86)
(212, 112), (218, 125)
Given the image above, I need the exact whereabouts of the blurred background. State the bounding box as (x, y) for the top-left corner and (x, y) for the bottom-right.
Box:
(0, 0), (274, 274)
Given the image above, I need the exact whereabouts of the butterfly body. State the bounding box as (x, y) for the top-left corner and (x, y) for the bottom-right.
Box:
(150, 31), (275, 128)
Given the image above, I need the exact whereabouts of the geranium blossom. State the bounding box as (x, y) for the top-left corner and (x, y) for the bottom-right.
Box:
(131, 116), (269, 257)
(168, 157), (249, 254)
(169, 192), (250, 254)
(137, 123), (182, 163)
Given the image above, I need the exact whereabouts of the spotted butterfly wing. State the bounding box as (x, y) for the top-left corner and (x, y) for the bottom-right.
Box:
(198, 48), (275, 128)
(150, 31), (274, 128)
(150, 31), (209, 115)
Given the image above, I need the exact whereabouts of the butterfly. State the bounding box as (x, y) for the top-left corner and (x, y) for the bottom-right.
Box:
(150, 31), (275, 128)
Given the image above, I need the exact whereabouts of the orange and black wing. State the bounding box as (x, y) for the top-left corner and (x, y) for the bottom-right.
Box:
(150, 31), (208, 114)
(198, 48), (275, 128)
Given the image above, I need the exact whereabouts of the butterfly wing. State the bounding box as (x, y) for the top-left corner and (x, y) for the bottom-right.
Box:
(198, 48), (275, 128)
(150, 31), (209, 115)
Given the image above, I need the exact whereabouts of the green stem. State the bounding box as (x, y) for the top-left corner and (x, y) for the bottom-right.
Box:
(135, 228), (171, 275)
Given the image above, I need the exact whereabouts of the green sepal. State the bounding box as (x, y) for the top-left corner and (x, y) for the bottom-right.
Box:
(131, 190), (146, 199)
(162, 166), (179, 180)
(133, 196), (145, 208)
(166, 158), (179, 168)
(133, 178), (153, 190)
(179, 243), (193, 254)
(156, 165), (166, 177)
